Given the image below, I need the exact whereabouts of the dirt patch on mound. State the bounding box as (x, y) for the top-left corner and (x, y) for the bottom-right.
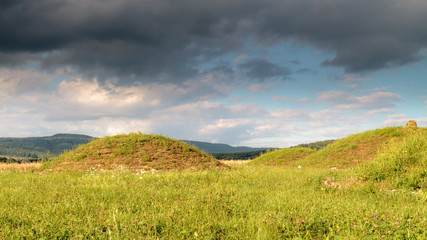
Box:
(297, 127), (413, 169)
(329, 135), (386, 167)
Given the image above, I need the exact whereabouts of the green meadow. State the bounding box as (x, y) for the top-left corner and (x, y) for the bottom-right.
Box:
(1, 167), (426, 239)
(0, 126), (426, 239)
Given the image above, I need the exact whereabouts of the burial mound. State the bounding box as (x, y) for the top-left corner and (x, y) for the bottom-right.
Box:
(42, 133), (227, 172)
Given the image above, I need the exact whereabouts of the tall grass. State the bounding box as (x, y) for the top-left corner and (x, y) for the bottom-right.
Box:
(1, 167), (426, 239)
(359, 129), (427, 189)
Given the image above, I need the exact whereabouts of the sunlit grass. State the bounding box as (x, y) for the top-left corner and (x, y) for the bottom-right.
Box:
(0, 162), (41, 172)
(219, 160), (250, 167)
(250, 147), (316, 166)
(1, 127), (426, 238)
(359, 128), (427, 189)
(0, 166), (426, 239)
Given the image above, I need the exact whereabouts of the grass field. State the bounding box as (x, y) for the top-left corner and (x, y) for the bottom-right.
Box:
(0, 166), (426, 239)
(0, 162), (41, 172)
(0, 128), (426, 239)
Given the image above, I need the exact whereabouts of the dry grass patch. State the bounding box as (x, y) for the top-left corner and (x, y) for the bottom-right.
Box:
(0, 162), (41, 171)
(219, 160), (250, 167)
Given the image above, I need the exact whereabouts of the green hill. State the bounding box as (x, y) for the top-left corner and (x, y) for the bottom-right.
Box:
(0, 134), (95, 158)
(295, 127), (420, 169)
(42, 133), (227, 172)
(250, 148), (317, 166)
(358, 127), (427, 189)
(249, 126), (426, 189)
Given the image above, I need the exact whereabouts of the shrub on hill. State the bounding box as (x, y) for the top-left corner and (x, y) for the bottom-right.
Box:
(41, 133), (227, 172)
(249, 148), (316, 166)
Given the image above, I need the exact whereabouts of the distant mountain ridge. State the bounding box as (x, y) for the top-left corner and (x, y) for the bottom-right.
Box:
(0, 134), (271, 159)
(182, 140), (270, 153)
(0, 134), (95, 158)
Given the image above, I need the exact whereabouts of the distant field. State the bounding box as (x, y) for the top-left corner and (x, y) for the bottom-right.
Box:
(219, 160), (250, 167)
(0, 166), (426, 239)
(0, 162), (41, 172)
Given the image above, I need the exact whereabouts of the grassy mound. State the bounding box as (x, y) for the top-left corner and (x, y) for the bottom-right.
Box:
(41, 133), (227, 172)
(249, 148), (316, 166)
(295, 127), (421, 169)
(359, 128), (427, 189)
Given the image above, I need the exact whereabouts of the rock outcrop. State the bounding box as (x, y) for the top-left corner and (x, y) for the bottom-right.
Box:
(406, 120), (417, 127)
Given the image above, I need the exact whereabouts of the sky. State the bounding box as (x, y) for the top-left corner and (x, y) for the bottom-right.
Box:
(0, 0), (426, 147)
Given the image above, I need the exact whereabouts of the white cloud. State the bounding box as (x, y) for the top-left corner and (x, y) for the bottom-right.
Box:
(345, 84), (359, 89)
(387, 114), (407, 119)
(269, 109), (309, 121)
(316, 91), (353, 104)
(248, 83), (277, 93)
(272, 95), (289, 101)
(306, 109), (352, 128)
(317, 91), (401, 109)
(315, 127), (358, 138)
(250, 123), (297, 137)
(230, 96), (243, 102)
(168, 101), (222, 113)
(229, 104), (265, 116)
(365, 86), (392, 92)
(0, 66), (421, 148)
(0, 68), (54, 108)
(58, 78), (149, 107)
(200, 119), (252, 133)
(0, 68), (53, 95)
(298, 98), (311, 103)
(365, 108), (394, 116)
(310, 109), (344, 121)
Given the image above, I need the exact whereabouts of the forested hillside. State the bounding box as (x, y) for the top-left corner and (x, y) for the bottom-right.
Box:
(291, 139), (335, 150)
(182, 140), (269, 153)
(0, 134), (95, 158)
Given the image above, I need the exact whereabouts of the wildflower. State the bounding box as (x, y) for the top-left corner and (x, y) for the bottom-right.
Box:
(337, 229), (341, 232)
(298, 165), (302, 168)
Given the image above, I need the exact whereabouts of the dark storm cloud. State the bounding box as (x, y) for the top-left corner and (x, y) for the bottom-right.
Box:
(1, 0), (426, 83)
(0, 0), (259, 82)
(253, 0), (427, 73)
(238, 59), (291, 80)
